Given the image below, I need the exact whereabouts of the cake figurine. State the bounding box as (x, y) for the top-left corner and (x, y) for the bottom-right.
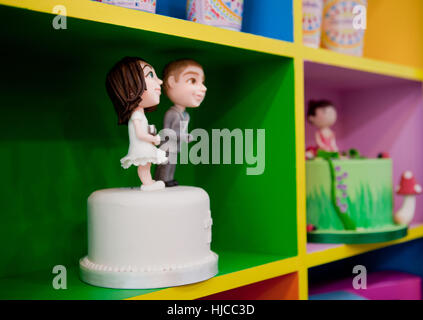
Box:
(106, 56), (167, 191)
(79, 57), (218, 289)
(155, 59), (207, 187)
(307, 100), (339, 152)
(394, 171), (422, 225)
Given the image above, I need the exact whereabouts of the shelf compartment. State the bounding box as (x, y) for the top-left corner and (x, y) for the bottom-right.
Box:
(0, 0), (296, 58)
(198, 272), (299, 300)
(304, 60), (423, 263)
(301, 46), (423, 82)
(304, 61), (423, 225)
(308, 238), (423, 300)
(306, 224), (423, 268)
(310, 270), (422, 300)
(0, 0), (298, 298)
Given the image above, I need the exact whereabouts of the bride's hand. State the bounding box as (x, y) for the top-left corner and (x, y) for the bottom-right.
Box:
(153, 135), (161, 146)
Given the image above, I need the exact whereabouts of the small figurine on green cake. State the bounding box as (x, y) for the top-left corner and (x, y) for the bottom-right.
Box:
(306, 99), (364, 160)
(307, 99), (339, 152)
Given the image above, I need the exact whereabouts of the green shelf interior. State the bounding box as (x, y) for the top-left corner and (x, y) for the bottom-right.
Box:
(0, 5), (297, 298)
(0, 251), (282, 300)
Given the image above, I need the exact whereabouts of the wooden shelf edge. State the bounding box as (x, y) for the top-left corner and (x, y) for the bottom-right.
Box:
(306, 224), (423, 268)
(301, 46), (423, 82)
(126, 256), (300, 300)
(1, 0), (296, 58)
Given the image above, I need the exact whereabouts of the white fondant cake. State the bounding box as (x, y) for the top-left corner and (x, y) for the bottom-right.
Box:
(79, 186), (218, 289)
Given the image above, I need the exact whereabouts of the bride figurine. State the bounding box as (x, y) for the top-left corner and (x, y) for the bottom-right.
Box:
(106, 57), (168, 191)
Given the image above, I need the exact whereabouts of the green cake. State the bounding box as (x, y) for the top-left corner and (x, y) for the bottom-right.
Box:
(306, 158), (407, 244)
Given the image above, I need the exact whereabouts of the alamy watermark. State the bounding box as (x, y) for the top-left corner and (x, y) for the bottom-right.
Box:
(353, 5), (367, 30)
(157, 123), (266, 176)
(352, 265), (367, 290)
(52, 5), (67, 30)
(52, 265), (67, 290)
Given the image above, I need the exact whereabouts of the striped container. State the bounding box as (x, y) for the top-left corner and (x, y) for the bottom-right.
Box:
(303, 0), (324, 48)
(321, 0), (367, 56)
(187, 0), (244, 31)
(93, 0), (157, 13)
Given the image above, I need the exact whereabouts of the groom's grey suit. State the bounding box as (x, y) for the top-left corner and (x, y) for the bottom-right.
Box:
(154, 106), (191, 184)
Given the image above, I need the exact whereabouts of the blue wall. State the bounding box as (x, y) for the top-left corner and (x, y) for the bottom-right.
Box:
(242, 0), (293, 42)
(156, 0), (293, 42)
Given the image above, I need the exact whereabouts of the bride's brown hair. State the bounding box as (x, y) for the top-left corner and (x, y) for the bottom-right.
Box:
(106, 56), (157, 125)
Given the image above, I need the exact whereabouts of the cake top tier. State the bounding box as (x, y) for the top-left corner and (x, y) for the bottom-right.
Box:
(88, 186), (210, 207)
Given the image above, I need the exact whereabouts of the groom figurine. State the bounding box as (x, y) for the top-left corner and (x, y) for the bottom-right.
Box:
(154, 59), (207, 187)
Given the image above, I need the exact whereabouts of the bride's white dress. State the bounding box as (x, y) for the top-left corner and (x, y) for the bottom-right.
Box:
(120, 110), (167, 169)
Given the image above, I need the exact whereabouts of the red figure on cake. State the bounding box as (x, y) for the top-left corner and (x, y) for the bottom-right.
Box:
(307, 100), (339, 152)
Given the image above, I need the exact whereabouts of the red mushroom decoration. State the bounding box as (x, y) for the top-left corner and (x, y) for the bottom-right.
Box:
(394, 171), (422, 225)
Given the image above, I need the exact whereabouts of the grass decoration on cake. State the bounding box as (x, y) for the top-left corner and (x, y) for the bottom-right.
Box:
(316, 150), (356, 230)
(307, 184), (393, 230)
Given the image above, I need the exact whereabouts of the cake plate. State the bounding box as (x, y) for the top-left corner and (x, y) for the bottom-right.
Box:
(307, 225), (408, 244)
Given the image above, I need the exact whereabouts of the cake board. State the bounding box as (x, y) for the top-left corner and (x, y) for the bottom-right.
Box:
(307, 225), (408, 244)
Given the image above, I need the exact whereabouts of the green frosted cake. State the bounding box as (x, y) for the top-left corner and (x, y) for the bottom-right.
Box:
(306, 158), (407, 244)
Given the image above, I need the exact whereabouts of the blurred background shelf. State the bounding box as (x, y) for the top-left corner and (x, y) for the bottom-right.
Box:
(302, 46), (423, 81)
(306, 224), (423, 268)
(308, 238), (423, 300)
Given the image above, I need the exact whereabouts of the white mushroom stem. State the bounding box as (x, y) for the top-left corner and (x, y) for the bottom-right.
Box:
(394, 195), (416, 225)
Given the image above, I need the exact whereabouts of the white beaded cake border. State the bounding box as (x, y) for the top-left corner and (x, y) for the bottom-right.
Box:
(79, 253), (217, 273)
(79, 253), (219, 289)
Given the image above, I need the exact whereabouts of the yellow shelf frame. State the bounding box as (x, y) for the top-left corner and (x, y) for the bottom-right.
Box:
(3, 0), (423, 81)
(4, 0), (297, 58)
(2, 0), (423, 300)
(132, 225), (423, 300)
(127, 256), (300, 300)
(301, 46), (423, 82)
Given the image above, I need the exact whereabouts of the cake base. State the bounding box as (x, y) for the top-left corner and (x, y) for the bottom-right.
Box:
(307, 225), (408, 244)
(79, 253), (218, 289)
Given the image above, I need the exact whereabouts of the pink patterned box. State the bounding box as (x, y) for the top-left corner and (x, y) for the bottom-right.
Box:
(321, 0), (367, 56)
(93, 0), (157, 13)
(187, 0), (244, 31)
(303, 0), (324, 48)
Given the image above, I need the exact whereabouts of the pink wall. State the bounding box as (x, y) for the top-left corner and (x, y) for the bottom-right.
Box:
(305, 80), (423, 223)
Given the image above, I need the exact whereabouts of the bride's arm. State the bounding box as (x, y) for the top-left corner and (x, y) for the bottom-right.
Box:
(133, 120), (160, 145)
